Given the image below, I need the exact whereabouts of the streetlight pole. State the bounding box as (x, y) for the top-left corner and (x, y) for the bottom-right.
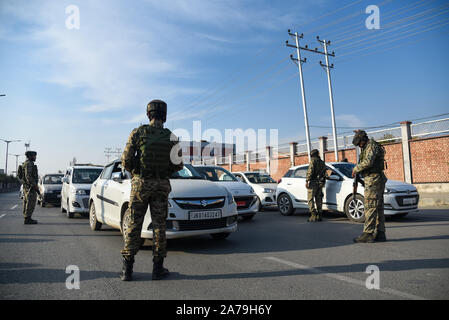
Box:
(1, 139), (21, 175)
(9, 154), (20, 177)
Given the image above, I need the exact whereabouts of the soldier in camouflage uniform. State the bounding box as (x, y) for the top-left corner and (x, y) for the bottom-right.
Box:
(352, 130), (388, 243)
(119, 99), (183, 281)
(22, 151), (39, 224)
(306, 149), (326, 222)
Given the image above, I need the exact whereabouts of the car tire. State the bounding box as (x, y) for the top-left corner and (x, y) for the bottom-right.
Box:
(277, 193), (294, 216)
(89, 202), (102, 231)
(242, 214), (255, 221)
(66, 200), (74, 219)
(210, 232), (231, 240)
(344, 194), (365, 223)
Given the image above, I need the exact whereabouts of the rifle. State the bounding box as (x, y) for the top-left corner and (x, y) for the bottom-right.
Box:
(352, 173), (365, 202)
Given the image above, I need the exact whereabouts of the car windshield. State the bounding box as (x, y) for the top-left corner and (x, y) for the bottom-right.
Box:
(43, 175), (63, 184)
(332, 163), (356, 178)
(72, 168), (103, 184)
(171, 164), (204, 179)
(245, 173), (276, 184)
(195, 166), (238, 182)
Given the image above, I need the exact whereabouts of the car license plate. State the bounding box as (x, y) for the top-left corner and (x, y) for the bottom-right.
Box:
(189, 210), (222, 220)
(403, 198), (416, 205)
(236, 201), (246, 207)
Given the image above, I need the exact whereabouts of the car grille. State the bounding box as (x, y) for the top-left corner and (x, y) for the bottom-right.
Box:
(174, 197), (225, 210)
(395, 195), (419, 207)
(148, 218), (228, 231)
(234, 196), (256, 210)
(82, 198), (89, 209)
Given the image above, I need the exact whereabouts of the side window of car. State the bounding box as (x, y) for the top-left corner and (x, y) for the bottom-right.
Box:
(101, 165), (114, 180)
(293, 167), (308, 178)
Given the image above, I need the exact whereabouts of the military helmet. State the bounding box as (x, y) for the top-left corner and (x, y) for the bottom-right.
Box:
(25, 151), (37, 158)
(310, 149), (319, 157)
(352, 130), (368, 146)
(147, 99), (167, 122)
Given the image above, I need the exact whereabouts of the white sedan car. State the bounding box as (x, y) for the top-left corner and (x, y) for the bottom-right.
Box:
(232, 171), (277, 210)
(89, 161), (238, 240)
(193, 165), (260, 221)
(276, 162), (419, 222)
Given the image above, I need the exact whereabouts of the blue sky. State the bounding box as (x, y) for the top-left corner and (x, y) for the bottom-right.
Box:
(1, 0), (448, 174)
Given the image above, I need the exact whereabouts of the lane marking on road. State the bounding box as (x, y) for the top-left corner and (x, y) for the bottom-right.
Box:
(264, 257), (426, 300)
(10, 205), (18, 210)
(0, 214), (6, 219)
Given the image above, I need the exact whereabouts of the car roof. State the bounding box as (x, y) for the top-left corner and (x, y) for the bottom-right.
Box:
(69, 165), (104, 169)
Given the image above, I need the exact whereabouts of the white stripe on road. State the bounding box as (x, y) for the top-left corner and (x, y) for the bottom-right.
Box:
(10, 205), (18, 210)
(0, 214), (6, 219)
(265, 257), (426, 300)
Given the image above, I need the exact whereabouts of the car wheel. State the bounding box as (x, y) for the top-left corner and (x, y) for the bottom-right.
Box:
(89, 202), (102, 231)
(278, 194), (294, 216)
(210, 232), (231, 240)
(344, 195), (365, 223)
(66, 200), (74, 219)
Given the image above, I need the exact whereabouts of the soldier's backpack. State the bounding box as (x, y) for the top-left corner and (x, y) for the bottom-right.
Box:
(318, 160), (327, 188)
(138, 125), (174, 178)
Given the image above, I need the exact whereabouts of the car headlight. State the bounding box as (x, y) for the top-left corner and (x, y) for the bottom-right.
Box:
(384, 188), (399, 194)
(226, 189), (235, 205)
(263, 188), (275, 193)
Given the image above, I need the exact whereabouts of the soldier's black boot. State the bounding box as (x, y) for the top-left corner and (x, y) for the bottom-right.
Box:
(24, 218), (38, 224)
(374, 231), (387, 242)
(315, 213), (323, 222)
(152, 256), (170, 280)
(307, 213), (317, 222)
(119, 256), (134, 281)
(353, 232), (375, 243)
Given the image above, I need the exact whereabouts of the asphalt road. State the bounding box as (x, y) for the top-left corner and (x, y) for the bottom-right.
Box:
(0, 191), (448, 300)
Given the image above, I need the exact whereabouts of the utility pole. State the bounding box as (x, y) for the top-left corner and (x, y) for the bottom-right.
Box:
(104, 147), (113, 163)
(286, 30), (312, 160)
(9, 154), (20, 177)
(318, 36), (339, 161)
(1, 139), (21, 176)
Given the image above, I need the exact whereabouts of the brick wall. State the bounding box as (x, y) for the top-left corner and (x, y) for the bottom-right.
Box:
(410, 135), (449, 183)
(383, 142), (405, 181)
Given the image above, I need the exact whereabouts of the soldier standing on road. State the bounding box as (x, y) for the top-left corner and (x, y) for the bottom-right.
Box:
(305, 149), (326, 222)
(119, 99), (184, 281)
(22, 151), (39, 225)
(352, 130), (388, 243)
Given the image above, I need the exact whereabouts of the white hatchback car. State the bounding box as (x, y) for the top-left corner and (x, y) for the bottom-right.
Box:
(232, 171), (277, 210)
(89, 161), (238, 240)
(193, 165), (260, 221)
(61, 165), (104, 218)
(276, 162), (420, 222)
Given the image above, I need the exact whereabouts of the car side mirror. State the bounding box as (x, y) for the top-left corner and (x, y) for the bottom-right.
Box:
(112, 171), (126, 182)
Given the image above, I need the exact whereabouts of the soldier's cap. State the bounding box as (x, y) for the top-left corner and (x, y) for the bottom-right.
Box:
(352, 130), (368, 146)
(310, 149), (319, 157)
(25, 151), (37, 157)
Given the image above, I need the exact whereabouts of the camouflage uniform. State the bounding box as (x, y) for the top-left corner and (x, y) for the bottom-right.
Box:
(120, 120), (183, 259)
(22, 159), (38, 220)
(353, 138), (387, 235)
(306, 154), (326, 221)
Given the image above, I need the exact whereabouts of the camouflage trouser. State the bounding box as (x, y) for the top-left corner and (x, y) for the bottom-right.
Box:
(363, 174), (387, 234)
(121, 177), (171, 259)
(307, 183), (323, 214)
(23, 187), (37, 219)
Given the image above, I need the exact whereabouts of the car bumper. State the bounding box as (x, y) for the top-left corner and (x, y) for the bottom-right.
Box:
(70, 195), (90, 213)
(235, 196), (259, 215)
(260, 193), (277, 207)
(384, 192), (420, 215)
(42, 192), (62, 204)
(141, 222), (238, 239)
